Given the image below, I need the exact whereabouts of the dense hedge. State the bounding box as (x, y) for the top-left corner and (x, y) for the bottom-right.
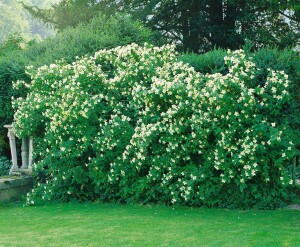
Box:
(0, 14), (154, 156)
(13, 44), (298, 208)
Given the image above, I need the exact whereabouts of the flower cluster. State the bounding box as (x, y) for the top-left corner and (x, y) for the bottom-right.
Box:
(13, 44), (296, 208)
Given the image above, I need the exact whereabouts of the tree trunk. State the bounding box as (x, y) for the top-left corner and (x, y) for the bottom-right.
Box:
(224, 1), (239, 49)
(181, 6), (190, 52)
(209, 0), (224, 48)
(181, 0), (202, 53)
(187, 0), (202, 53)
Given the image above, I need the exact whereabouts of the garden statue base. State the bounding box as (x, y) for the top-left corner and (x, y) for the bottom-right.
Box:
(0, 176), (34, 202)
(9, 168), (33, 176)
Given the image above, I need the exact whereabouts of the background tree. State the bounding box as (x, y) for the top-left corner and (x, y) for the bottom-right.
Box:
(0, 0), (59, 43)
(123, 0), (300, 52)
(22, 0), (121, 31)
(0, 0), (31, 42)
(23, 0), (299, 52)
(26, 0), (61, 39)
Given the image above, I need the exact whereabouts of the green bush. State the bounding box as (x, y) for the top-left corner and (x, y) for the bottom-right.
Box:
(179, 49), (227, 74)
(252, 48), (300, 136)
(0, 14), (155, 156)
(13, 44), (297, 208)
(0, 156), (11, 176)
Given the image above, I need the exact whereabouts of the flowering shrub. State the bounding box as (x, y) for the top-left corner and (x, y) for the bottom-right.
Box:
(13, 44), (297, 208)
(0, 14), (154, 157)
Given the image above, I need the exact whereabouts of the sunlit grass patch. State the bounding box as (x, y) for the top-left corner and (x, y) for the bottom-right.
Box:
(0, 202), (299, 246)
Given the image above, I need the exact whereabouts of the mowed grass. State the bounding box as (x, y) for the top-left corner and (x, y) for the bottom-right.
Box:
(0, 202), (299, 247)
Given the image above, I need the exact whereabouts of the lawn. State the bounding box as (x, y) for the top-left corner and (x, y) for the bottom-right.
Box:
(0, 202), (299, 247)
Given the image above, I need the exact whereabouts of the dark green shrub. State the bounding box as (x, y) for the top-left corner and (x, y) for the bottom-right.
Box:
(0, 156), (11, 176)
(179, 49), (227, 74)
(253, 48), (300, 150)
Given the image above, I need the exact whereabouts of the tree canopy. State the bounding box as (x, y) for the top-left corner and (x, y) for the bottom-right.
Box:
(0, 0), (59, 43)
(0, 0), (30, 42)
(22, 0), (300, 52)
(22, 0), (121, 31)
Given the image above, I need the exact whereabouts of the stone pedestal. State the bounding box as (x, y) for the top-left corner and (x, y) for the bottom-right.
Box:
(0, 176), (34, 202)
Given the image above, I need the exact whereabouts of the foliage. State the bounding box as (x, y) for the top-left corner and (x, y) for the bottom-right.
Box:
(252, 47), (300, 108)
(0, 0), (57, 43)
(179, 49), (227, 75)
(23, 0), (300, 52)
(0, 14), (154, 156)
(0, 156), (11, 176)
(13, 44), (298, 208)
(0, 34), (25, 57)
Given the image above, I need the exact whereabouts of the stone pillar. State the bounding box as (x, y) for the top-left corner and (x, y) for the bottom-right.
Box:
(4, 125), (18, 175)
(4, 124), (33, 175)
(21, 137), (29, 169)
(28, 137), (33, 170)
